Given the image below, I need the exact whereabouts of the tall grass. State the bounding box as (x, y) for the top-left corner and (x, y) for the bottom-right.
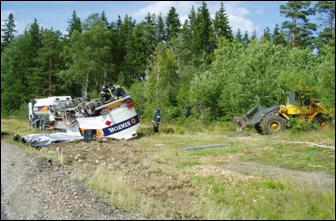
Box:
(88, 165), (169, 219)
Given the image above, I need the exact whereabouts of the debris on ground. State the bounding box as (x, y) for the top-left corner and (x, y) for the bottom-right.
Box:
(19, 133), (83, 147)
(181, 143), (232, 151)
(282, 141), (335, 149)
(1, 131), (10, 137)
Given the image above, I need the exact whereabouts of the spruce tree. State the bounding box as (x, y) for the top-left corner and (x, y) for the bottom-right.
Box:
(66, 10), (82, 37)
(261, 27), (272, 41)
(156, 13), (167, 42)
(213, 2), (233, 42)
(235, 28), (242, 42)
(243, 31), (250, 45)
(193, 1), (214, 64)
(251, 30), (257, 41)
(165, 7), (181, 40)
(1, 12), (16, 50)
(100, 11), (109, 28)
(28, 19), (42, 56)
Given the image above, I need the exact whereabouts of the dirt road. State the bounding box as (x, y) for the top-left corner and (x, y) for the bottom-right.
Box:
(1, 140), (145, 220)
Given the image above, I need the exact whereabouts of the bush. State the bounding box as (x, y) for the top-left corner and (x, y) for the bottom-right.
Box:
(288, 117), (317, 132)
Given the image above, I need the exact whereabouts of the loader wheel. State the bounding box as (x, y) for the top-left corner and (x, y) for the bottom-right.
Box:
(313, 114), (331, 128)
(261, 115), (287, 135)
(254, 123), (265, 135)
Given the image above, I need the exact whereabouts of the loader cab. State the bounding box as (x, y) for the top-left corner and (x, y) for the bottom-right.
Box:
(287, 91), (312, 106)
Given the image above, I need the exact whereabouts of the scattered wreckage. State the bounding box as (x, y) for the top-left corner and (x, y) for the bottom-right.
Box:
(27, 83), (140, 145)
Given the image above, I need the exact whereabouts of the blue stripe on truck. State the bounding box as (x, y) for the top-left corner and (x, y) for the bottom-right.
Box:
(102, 115), (140, 136)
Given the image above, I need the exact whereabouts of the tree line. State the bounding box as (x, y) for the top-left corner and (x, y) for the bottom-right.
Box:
(1, 1), (335, 122)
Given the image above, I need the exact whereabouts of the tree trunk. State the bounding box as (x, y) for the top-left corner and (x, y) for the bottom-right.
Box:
(82, 73), (89, 98)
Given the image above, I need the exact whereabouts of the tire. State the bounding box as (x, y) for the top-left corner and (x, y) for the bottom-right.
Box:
(313, 114), (331, 128)
(254, 123), (265, 134)
(261, 114), (287, 135)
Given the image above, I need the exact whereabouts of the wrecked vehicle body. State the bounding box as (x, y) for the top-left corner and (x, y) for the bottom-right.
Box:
(28, 84), (141, 141)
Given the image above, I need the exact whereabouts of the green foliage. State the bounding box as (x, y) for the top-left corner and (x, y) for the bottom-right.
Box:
(1, 2), (334, 125)
(145, 43), (179, 120)
(128, 81), (147, 117)
(61, 21), (112, 97)
(272, 24), (287, 45)
(1, 34), (34, 114)
(288, 117), (316, 131)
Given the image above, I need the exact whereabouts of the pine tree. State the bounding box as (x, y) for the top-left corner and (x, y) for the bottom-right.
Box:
(280, 1), (316, 48)
(213, 2), (233, 42)
(1, 12), (16, 50)
(165, 7), (181, 40)
(66, 10), (82, 37)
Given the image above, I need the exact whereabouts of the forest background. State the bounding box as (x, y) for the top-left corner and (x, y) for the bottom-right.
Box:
(1, 1), (335, 123)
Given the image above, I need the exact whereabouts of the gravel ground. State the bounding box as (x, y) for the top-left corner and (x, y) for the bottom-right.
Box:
(1, 140), (145, 220)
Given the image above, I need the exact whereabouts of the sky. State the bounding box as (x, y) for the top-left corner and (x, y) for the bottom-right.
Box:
(1, 1), (311, 38)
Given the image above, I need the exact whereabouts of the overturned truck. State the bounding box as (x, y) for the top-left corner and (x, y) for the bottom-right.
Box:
(28, 84), (140, 140)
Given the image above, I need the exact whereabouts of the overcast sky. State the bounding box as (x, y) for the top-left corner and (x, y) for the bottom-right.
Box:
(1, 1), (319, 38)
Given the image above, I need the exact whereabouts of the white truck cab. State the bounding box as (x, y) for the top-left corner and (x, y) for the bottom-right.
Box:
(28, 96), (72, 130)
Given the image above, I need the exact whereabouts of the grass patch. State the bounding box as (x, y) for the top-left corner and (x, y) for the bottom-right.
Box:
(240, 143), (335, 175)
(193, 175), (335, 220)
(1, 117), (41, 135)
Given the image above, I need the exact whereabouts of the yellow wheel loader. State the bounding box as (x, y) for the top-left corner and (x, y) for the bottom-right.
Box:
(235, 91), (334, 134)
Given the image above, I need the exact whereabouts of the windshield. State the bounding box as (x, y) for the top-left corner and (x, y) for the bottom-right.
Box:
(287, 92), (297, 104)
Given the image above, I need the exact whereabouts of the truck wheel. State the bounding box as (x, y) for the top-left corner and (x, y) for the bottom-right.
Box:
(254, 123), (264, 134)
(261, 115), (287, 135)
